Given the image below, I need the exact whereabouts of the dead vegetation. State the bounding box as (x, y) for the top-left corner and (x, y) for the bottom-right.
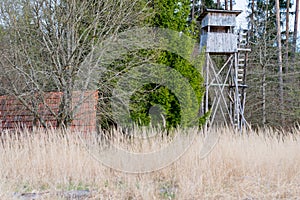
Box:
(0, 126), (300, 199)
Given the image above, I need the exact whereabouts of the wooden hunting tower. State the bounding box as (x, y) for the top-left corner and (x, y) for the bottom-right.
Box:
(199, 9), (241, 53)
(198, 9), (251, 130)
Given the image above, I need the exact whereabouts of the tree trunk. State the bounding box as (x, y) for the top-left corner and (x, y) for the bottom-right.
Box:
(261, 58), (266, 125)
(191, 0), (195, 20)
(292, 0), (299, 65)
(250, 0), (255, 40)
(217, 0), (221, 9)
(225, 0), (228, 10)
(285, 0), (290, 73)
(230, 0), (233, 10)
(275, 0), (285, 125)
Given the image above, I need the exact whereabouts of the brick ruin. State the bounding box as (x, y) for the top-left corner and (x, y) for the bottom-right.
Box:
(0, 91), (98, 133)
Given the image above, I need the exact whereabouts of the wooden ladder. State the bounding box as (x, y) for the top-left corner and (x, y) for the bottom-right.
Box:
(233, 30), (251, 129)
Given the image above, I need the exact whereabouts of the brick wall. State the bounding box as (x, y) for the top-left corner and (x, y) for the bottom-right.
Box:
(0, 91), (98, 133)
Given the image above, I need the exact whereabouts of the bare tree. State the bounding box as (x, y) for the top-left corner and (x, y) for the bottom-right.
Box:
(275, 0), (285, 124)
(285, 0), (290, 73)
(292, 0), (299, 64)
(246, 0), (287, 127)
(0, 0), (147, 128)
(250, 0), (255, 40)
(245, 0), (300, 128)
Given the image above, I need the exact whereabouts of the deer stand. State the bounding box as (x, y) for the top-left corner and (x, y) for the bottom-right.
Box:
(203, 51), (248, 132)
(198, 9), (250, 132)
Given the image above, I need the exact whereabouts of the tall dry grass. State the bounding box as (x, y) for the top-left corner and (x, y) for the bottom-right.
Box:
(0, 126), (300, 199)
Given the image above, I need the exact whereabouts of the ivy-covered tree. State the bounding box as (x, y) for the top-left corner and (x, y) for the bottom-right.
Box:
(128, 0), (205, 129)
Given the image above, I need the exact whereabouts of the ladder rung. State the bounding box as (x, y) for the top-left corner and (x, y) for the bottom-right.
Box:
(237, 48), (251, 52)
(230, 84), (248, 88)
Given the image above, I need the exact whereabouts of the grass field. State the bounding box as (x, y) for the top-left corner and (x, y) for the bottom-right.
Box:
(1, 126), (300, 199)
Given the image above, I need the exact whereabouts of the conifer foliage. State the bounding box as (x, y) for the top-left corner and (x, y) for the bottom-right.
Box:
(128, 0), (205, 129)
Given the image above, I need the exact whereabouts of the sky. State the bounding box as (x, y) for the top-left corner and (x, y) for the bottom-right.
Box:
(232, 0), (300, 34)
(234, 0), (249, 29)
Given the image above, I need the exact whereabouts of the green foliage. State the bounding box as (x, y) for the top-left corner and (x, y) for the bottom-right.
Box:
(97, 0), (206, 131)
(128, 0), (205, 129)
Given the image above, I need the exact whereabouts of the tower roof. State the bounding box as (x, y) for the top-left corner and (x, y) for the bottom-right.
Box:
(198, 9), (242, 21)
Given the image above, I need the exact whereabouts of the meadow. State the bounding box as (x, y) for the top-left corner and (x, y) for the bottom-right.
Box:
(1, 126), (300, 199)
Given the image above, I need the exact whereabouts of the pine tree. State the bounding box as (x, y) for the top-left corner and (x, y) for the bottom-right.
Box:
(246, 0), (299, 128)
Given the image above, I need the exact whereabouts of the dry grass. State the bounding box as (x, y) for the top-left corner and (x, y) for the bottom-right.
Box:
(1, 126), (300, 199)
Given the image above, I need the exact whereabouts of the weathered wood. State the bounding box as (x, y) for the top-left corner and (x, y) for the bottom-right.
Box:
(201, 32), (237, 53)
(201, 13), (236, 28)
(199, 9), (250, 131)
(199, 9), (241, 54)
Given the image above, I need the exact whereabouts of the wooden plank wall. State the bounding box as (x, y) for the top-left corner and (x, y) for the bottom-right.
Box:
(200, 32), (237, 53)
(0, 91), (98, 133)
(201, 13), (236, 28)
